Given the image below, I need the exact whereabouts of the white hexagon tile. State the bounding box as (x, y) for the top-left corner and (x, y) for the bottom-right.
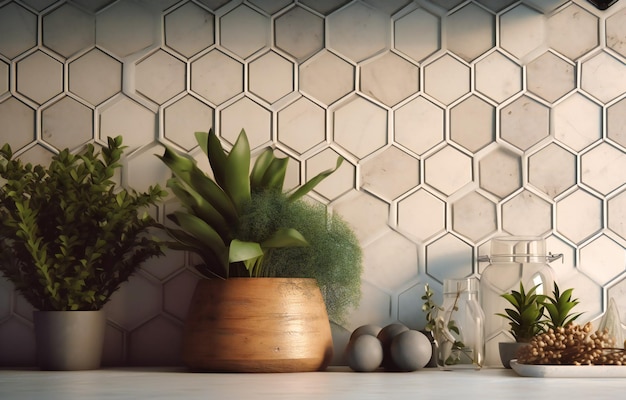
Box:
(1, 0), (626, 367)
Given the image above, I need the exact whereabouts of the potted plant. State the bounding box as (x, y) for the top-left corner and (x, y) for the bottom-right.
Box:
(158, 129), (362, 372)
(515, 285), (593, 365)
(0, 137), (166, 370)
(496, 282), (546, 368)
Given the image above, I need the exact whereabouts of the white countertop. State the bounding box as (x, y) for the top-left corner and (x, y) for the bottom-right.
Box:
(1, 366), (626, 399)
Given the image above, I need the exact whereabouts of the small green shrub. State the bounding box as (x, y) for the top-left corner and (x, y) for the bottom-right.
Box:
(0, 137), (166, 311)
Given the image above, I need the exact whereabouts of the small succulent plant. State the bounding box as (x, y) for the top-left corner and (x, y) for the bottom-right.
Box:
(541, 283), (583, 330)
(497, 282), (546, 343)
(498, 282), (584, 343)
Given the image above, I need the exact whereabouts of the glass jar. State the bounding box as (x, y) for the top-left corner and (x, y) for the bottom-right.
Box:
(434, 277), (484, 370)
(478, 236), (559, 367)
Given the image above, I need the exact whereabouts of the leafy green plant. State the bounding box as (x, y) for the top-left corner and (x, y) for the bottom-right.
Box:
(541, 283), (583, 330)
(158, 129), (362, 322)
(0, 137), (166, 311)
(497, 282), (546, 343)
(158, 129), (342, 279)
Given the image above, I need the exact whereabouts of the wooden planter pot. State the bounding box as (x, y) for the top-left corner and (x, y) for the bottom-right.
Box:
(182, 278), (334, 372)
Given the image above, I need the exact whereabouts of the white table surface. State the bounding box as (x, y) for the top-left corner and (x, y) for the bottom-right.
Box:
(1, 366), (625, 399)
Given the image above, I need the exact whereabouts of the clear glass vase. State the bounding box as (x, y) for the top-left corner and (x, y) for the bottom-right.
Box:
(434, 277), (484, 370)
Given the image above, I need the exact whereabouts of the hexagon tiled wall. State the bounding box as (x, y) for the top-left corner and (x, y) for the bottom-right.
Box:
(1, 0), (626, 367)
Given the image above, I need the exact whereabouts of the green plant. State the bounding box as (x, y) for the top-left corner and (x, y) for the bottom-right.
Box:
(497, 282), (546, 343)
(158, 129), (362, 322)
(421, 283), (439, 333)
(0, 137), (166, 311)
(241, 190), (362, 322)
(541, 283), (583, 330)
(422, 283), (470, 366)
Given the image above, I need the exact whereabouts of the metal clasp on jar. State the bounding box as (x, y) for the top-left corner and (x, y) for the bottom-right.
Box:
(477, 253), (563, 263)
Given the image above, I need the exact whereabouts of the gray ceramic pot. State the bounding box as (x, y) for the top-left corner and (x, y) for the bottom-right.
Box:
(33, 310), (106, 370)
(498, 341), (529, 369)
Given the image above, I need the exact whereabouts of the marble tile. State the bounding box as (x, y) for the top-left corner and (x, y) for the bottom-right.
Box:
(360, 52), (419, 107)
(16, 50), (63, 105)
(191, 50), (244, 106)
(333, 95), (387, 159)
(249, 50), (294, 104)
(164, 2), (215, 59)
(360, 145), (419, 201)
(42, 3), (94, 59)
(0, 3), (37, 59)
(394, 7), (441, 63)
(69, 49), (122, 106)
(96, 1), (158, 58)
(447, 2), (495, 62)
(274, 6), (324, 62)
(327, 2), (389, 63)
(136, 50), (186, 105)
(220, 4), (269, 59)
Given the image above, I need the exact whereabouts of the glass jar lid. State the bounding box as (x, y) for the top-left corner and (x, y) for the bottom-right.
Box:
(477, 236), (563, 263)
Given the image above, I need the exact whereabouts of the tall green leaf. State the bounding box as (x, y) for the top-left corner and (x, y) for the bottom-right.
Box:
(165, 178), (230, 241)
(288, 157), (343, 202)
(249, 148), (275, 189)
(223, 130), (251, 212)
(206, 130), (228, 189)
(157, 146), (238, 224)
(259, 157), (288, 191)
(168, 211), (228, 269)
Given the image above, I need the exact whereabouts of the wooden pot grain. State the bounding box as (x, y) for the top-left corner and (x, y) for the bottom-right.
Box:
(182, 278), (334, 372)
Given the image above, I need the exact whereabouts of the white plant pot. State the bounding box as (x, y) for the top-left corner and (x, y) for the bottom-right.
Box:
(33, 310), (106, 371)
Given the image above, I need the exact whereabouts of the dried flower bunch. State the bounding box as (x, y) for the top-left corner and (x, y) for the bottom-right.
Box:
(516, 322), (626, 366)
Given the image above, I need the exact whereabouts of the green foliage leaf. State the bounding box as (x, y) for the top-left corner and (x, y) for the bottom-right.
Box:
(229, 239), (263, 264)
(157, 145), (237, 225)
(223, 129), (251, 213)
(261, 227), (309, 248)
(255, 154), (288, 192)
(169, 211), (228, 268)
(206, 130), (228, 189)
(541, 283), (583, 329)
(249, 148), (276, 189)
(497, 282), (546, 342)
(0, 136), (165, 311)
(288, 156), (343, 202)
